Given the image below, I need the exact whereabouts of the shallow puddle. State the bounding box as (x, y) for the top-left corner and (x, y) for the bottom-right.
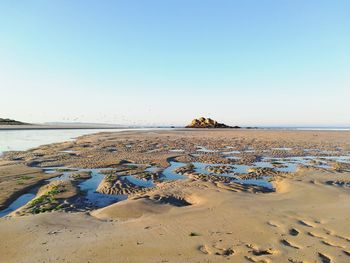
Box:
(0, 189), (37, 217)
(160, 161), (187, 180)
(1, 150), (350, 217)
(123, 175), (155, 188)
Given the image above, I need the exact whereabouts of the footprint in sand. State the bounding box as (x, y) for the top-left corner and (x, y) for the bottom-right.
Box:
(288, 258), (309, 263)
(245, 243), (278, 262)
(245, 255), (271, 263)
(288, 259), (306, 263)
(321, 240), (345, 249)
(289, 228), (299, 236)
(280, 239), (300, 249)
(221, 248), (235, 256)
(252, 248), (277, 256)
(334, 234), (350, 242)
(308, 231), (327, 240)
(267, 221), (280, 228)
(323, 228), (332, 235)
(314, 219), (324, 224)
(298, 220), (314, 228)
(323, 228), (350, 242)
(213, 247), (235, 257)
(318, 252), (331, 263)
(198, 244), (211, 255)
(209, 242), (235, 257)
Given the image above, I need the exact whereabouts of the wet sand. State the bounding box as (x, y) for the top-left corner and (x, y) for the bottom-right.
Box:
(0, 162), (59, 210)
(0, 129), (350, 262)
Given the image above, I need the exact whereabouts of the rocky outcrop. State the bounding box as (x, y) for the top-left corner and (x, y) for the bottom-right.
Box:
(185, 117), (239, 129)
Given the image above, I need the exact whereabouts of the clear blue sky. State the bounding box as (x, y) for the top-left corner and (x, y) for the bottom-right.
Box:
(0, 0), (349, 126)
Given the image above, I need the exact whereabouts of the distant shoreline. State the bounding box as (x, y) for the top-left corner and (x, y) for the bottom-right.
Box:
(0, 125), (128, 131)
(1, 125), (349, 131)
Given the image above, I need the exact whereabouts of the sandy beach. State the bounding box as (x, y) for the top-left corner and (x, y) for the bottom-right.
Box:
(0, 129), (350, 262)
(2, 0), (349, 261)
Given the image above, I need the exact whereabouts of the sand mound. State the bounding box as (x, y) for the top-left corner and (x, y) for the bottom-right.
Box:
(91, 198), (173, 220)
(272, 179), (290, 193)
(11, 180), (78, 216)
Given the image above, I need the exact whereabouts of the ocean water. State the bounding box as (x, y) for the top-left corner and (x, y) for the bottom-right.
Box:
(262, 127), (350, 131)
(0, 129), (116, 154)
(0, 128), (167, 155)
(295, 128), (350, 131)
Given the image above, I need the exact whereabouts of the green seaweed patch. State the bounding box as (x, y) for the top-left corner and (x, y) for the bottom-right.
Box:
(16, 175), (33, 184)
(29, 195), (55, 206)
(27, 185), (66, 214)
(124, 164), (138, 169)
(19, 175), (32, 180)
(47, 185), (65, 195)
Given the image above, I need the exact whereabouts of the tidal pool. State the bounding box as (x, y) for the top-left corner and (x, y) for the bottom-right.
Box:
(1, 151), (350, 217)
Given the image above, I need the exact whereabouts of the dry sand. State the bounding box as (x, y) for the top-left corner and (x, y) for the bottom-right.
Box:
(0, 129), (350, 262)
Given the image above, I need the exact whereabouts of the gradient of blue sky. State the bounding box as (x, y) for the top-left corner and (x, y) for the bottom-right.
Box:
(0, 0), (349, 126)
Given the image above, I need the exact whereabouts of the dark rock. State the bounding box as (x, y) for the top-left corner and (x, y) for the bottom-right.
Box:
(185, 117), (239, 129)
